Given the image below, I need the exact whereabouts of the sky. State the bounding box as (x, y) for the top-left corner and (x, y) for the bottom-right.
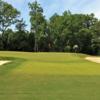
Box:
(4, 0), (100, 30)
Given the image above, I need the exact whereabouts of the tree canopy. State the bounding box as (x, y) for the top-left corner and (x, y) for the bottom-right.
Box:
(0, 0), (20, 33)
(0, 0), (100, 55)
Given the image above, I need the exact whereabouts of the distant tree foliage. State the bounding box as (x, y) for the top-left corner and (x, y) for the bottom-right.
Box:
(0, 0), (20, 33)
(0, 0), (100, 55)
(28, 1), (45, 52)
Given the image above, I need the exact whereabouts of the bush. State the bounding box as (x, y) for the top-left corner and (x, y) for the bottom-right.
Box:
(64, 45), (71, 52)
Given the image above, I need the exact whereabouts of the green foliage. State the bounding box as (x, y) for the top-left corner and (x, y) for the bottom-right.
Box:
(0, 0), (20, 33)
(15, 18), (26, 32)
(64, 45), (71, 52)
(8, 31), (30, 51)
(77, 28), (93, 53)
(2, 29), (13, 50)
(91, 21), (100, 55)
(29, 1), (45, 52)
(0, 34), (3, 50)
(28, 32), (35, 51)
(0, 0), (100, 55)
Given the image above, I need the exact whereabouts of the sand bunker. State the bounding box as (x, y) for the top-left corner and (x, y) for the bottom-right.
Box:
(0, 61), (11, 66)
(85, 57), (100, 64)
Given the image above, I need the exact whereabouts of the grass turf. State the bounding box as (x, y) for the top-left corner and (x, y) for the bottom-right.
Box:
(0, 51), (100, 100)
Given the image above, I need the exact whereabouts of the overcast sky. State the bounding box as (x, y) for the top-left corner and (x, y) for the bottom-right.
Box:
(4, 0), (100, 30)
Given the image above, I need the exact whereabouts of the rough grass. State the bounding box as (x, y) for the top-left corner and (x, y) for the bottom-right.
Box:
(0, 51), (100, 100)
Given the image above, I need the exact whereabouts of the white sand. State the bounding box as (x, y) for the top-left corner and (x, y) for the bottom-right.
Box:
(85, 57), (100, 64)
(0, 61), (11, 66)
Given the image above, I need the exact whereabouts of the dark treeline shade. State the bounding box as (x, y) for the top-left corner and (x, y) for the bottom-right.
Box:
(0, 0), (100, 55)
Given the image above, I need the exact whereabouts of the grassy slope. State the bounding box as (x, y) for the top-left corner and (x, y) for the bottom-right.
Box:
(0, 51), (100, 100)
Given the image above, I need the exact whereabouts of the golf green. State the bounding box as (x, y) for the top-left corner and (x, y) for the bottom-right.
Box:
(0, 51), (100, 100)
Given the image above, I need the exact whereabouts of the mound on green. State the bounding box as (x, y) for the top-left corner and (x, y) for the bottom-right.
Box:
(0, 51), (100, 100)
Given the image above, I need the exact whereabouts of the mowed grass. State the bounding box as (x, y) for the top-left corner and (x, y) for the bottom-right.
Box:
(0, 51), (100, 100)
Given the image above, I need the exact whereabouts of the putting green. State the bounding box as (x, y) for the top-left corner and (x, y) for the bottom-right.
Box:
(0, 51), (100, 100)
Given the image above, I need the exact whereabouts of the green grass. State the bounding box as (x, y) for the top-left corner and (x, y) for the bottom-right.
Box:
(0, 51), (100, 100)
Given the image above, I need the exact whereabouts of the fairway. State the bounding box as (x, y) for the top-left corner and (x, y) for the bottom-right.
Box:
(0, 51), (100, 100)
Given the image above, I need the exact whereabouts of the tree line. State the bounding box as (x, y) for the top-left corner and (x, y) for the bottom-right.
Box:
(0, 0), (100, 55)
